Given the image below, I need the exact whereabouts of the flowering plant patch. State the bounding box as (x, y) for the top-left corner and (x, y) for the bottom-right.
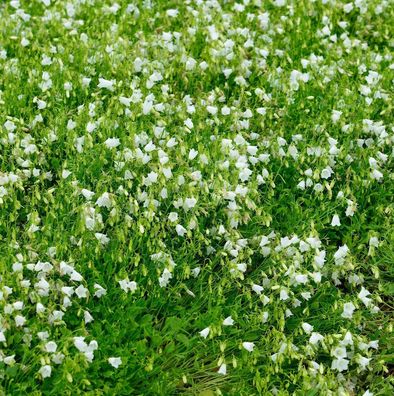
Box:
(0, 0), (393, 395)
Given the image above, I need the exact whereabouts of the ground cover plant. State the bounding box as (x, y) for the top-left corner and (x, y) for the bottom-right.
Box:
(0, 0), (393, 395)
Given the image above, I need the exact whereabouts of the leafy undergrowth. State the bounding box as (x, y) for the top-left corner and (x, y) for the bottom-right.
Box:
(0, 0), (393, 395)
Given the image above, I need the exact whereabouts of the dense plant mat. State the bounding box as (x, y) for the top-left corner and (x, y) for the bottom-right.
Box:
(0, 0), (393, 395)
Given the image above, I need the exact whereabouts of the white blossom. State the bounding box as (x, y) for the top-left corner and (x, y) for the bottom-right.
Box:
(108, 357), (122, 368)
(223, 316), (234, 326)
(242, 342), (255, 352)
(199, 327), (210, 339)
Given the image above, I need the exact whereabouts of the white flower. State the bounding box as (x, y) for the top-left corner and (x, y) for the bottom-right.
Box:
(223, 68), (233, 78)
(242, 342), (255, 352)
(295, 274), (308, 284)
(369, 340), (379, 349)
(185, 57), (197, 71)
(36, 99), (47, 109)
(74, 339), (97, 363)
(340, 331), (353, 347)
(3, 355), (15, 366)
(0, 331), (6, 342)
(159, 268), (173, 288)
(98, 78), (115, 91)
(108, 357), (122, 368)
(119, 96), (132, 106)
(192, 267), (201, 277)
(357, 356), (371, 370)
(371, 169), (383, 180)
(346, 200), (356, 217)
(332, 346), (347, 359)
(74, 337), (88, 352)
(48, 311), (64, 324)
(82, 77), (91, 87)
(4, 120), (16, 132)
(331, 214), (341, 227)
(62, 169), (71, 179)
(84, 213), (95, 230)
(81, 189), (95, 200)
(96, 192), (112, 208)
(95, 233), (110, 245)
(199, 327), (210, 339)
(331, 358), (349, 372)
(118, 279), (137, 293)
(358, 287), (372, 307)
(343, 3), (353, 13)
(84, 311), (94, 324)
(15, 315), (26, 327)
(13, 301), (24, 310)
(39, 365), (52, 379)
(75, 285), (88, 298)
(184, 197), (197, 210)
(302, 322), (313, 334)
(94, 283), (107, 298)
(86, 121), (97, 133)
(341, 302), (356, 319)
(321, 167), (333, 179)
(223, 316), (234, 326)
(45, 341), (57, 353)
(104, 138), (120, 148)
(221, 106), (231, 115)
(36, 303), (46, 314)
(334, 245), (349, 265)
(199, 61), (208, 71)
(142, 98), (153, 114)
(162, 168), (172, 179)
(176, 224), (187, 236)
(285, 309), (293, 317)
(70, 270), (83, 282)
(146, 171), (158, 184)
(168, 212), (178, 222)
(218, 363), (227, 375)
(239, 168), (252, 182)
(279, 289), (289, 301)
(52, 353), (65, 365)
(271, 353), (278, 362)
(309, 332), (324, 345)
(314, 250), (326, 268)
(331, 110), (342, 123)
(84, 351), (95, 363)
(166, 9), (178, 17)
(207, 105), (218, 115)
(252, 284), (264, 295)
(184, 118), (193, 129)
(237, 263), (247, 273)
(188, 149), (198, 160)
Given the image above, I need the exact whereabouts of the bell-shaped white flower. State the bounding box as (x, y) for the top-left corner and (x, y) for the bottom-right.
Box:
(341, 302), (356, 319)
(218, 363), (226, 375)
(331, 214), (341, 227)
(199, 327), (210, 339)
(108, 357), (122, 368)
(39, 365), (52, 379)
(222, 316), (234, 326)
(242, 342), (255, 352)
